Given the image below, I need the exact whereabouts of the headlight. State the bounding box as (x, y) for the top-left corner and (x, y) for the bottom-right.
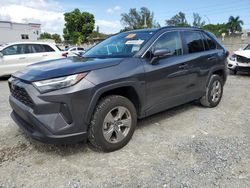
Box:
(229, 54), (237, 61)
(33, 72), (88, 93)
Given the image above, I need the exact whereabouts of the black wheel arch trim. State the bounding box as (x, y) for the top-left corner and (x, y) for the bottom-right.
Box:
(206, 65), (227, 87)
(85, 81), (146, 124)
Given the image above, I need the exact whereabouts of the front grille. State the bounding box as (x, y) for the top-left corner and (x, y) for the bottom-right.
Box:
(237, 55), (250, 63)
(9, 82), (34, 108)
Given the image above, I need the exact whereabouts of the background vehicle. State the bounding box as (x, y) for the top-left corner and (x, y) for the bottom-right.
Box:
(64, 46), (85, 57)
(0, 42), (65, 77)
(9, 27), (228, 152)
(228, 43), (250, 74)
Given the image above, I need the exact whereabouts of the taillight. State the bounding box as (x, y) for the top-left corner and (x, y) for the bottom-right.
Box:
(62, 52), (68, 57)
(226, 50), (230, 57)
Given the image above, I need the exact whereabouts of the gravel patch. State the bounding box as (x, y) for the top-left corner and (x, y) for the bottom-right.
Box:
(0, 75), (250, 188)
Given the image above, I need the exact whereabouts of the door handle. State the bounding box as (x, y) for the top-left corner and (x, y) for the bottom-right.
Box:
(208, 56), (217, 61)
(178, 63), (188, 69)
(19, 57), (26, 60)
(42, 54), (48, 57)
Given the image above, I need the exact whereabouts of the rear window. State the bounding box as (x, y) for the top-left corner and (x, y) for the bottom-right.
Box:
(183, 31), (204, 53)
(244, 44), (250, 50)
(32, 44), (45, 53)
(42, 45), (55, 52)
(202, 33), (217, 50)
(56, 45), (63, 51)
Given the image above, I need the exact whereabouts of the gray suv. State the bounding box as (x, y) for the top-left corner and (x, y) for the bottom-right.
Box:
(9, 27), (228, 152)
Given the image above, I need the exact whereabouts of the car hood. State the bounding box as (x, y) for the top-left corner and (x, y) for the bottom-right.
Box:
(13, 57), (124, 82)
(234, 50), (250, 58)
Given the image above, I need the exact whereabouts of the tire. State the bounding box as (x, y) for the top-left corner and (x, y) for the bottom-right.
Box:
(200, 74), (224, 108)
(229, 69), (237, 75)
(88, 95), (137, 152)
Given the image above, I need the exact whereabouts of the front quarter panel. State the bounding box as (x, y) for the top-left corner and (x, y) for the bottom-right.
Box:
(85, 58), (146, 121)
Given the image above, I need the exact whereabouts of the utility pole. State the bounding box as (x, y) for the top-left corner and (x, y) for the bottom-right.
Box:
(143, 15), (147, 28)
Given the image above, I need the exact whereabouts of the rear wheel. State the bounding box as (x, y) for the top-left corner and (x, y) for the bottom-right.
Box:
(200, 74), (223, 108)
(88, 95), (137, 152)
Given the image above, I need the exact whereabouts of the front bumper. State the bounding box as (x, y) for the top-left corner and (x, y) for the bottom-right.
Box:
(9, 77), (95, 144)
(11, 109), (87, 144)
(228, 59), (250, 72)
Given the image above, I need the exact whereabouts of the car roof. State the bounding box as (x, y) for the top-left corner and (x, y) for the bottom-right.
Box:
(3, 41), (56, 45)
(124, 26), (203, 34)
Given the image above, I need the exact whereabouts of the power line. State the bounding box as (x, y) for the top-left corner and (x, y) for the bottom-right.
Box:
(156, 0), (249, 15)
(157, 6), (250, 21)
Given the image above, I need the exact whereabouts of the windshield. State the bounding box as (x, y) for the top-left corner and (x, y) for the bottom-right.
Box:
(244, 44), (250, 50)
(84, 31), (155, 58)
(0, 43), (8, 51)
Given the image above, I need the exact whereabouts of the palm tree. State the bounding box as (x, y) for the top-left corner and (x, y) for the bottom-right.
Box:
(227, 16), (244, 34)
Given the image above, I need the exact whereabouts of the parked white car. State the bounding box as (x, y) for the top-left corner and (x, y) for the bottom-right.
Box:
(228, 44), (250, 74)
(64, 46), (85, 57)
(0, 42), (65, 77)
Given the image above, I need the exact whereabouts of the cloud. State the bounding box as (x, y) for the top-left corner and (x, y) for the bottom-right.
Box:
(0, 1), (64, 35)
(114, 6), (121, 11)
(96, 20), (121, 34)
(107, 5), (121, 14)
(0, 1), (121, 35)
(107, 8), (113, 13)
(0, 0), (63, 11)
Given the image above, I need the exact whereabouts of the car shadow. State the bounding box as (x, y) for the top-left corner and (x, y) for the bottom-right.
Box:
(232, 71), (250, 77)
(29, 101), (198, 156)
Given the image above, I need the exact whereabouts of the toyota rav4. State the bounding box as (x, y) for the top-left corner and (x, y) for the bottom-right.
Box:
(9, 27), (228, 152)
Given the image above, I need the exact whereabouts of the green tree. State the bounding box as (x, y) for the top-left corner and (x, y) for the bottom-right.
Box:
(63, 8), (95, 44)
(120, 7), (160, 31)
(202, 23), (228, 37)
(51, 34), (62, 43)
(193, 13), (206, 27)
(165, 12), (190, 27)
(39, 32), (62, 43)
(39, 32), (52, 39)
(227, 16), (244, 34)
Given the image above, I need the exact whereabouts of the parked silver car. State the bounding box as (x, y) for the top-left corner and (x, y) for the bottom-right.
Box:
(0, 42), (65, 77)
(228, 44), (250, 74)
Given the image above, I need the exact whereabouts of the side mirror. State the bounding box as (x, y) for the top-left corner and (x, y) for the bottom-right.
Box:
(150, 48), (173, 64)
(0, 52), (3, 58)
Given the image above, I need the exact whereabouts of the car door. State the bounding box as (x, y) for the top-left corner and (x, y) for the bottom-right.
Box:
(179, 30), (210, 100)
(142, 31), (195, 116)
(199, 32), (225, 91)
(41, 44), (61, 60)
(0, 44), (31, 76)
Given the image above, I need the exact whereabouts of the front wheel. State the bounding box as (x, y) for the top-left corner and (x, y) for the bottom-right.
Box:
(88, 95), (137, 152)
(200, 75), (224, 108)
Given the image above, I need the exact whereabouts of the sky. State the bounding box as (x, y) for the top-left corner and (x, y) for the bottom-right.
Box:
(0, 0), (249, 35)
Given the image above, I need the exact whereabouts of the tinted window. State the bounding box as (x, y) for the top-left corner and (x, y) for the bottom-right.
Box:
(42, 45), (55, 52)
(202, 33), (217, 50)
(183, 31), (204, 53)
(78, 47), (84, 51)
(152, 31), (182, 56)
(31, 44), (44, 53)
(244, 44), (250, 50)
(70, 48), (76, 51)
(21, 34), (29, 40)
(2, 44), (32, 55)
(56, 45), (63, 51)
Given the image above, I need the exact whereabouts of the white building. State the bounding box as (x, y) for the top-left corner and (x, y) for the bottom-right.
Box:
(0, 21), (41, 44)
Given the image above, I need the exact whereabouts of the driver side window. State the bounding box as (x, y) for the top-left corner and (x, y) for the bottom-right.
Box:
(152, 31), (182, 56)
